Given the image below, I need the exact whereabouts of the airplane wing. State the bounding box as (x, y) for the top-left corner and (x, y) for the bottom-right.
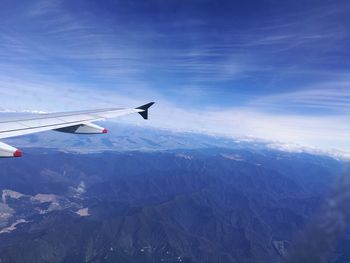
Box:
(0, 102), (154, 158)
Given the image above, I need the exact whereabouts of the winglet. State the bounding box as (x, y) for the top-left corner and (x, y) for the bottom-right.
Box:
(136, 102), (155, 120)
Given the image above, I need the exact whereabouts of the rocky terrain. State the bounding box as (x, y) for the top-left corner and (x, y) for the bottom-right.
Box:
(0, 126), (347, 263)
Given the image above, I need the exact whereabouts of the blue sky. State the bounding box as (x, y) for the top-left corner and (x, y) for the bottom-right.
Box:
(0, 0), (349, 151)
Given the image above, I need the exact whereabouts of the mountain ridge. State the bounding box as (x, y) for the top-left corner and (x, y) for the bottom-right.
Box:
(0, 146), (346, 263)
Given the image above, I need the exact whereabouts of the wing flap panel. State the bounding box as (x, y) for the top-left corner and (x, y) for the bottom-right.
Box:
(0, 122), (28, 132)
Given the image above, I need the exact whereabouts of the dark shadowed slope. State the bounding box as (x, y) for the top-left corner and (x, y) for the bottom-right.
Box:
(0, 147), (346, 263)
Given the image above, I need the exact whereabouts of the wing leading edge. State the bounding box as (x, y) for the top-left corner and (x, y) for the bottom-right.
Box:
(0, 102), (154, 157)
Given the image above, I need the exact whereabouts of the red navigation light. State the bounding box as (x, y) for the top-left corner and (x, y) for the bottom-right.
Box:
(13, 150), (23, 157)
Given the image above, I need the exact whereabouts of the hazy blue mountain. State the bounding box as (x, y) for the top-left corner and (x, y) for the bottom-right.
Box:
(0, 126), (348, 263)
(0, 122), (289, 152)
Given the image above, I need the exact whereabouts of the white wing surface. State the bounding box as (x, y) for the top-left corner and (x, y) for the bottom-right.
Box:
(0, 102), (154, 157)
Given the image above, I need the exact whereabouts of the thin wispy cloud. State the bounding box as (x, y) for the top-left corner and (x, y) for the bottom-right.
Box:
(250, 85), (350, 115)
(0, 0), (348, 153)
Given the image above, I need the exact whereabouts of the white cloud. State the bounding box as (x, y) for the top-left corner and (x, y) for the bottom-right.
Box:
(267, 142), (350, 161)
(250, 84), (350, 114)
(149, 105), (350, 150)
(0, 0), (348, 156)
(0, 73), (349, 154)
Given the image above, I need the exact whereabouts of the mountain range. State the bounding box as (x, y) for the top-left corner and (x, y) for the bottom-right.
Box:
(0, 124), (348, 263)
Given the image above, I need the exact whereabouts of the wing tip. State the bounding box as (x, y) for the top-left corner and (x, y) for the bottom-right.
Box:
(136, 102), (155, 120)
